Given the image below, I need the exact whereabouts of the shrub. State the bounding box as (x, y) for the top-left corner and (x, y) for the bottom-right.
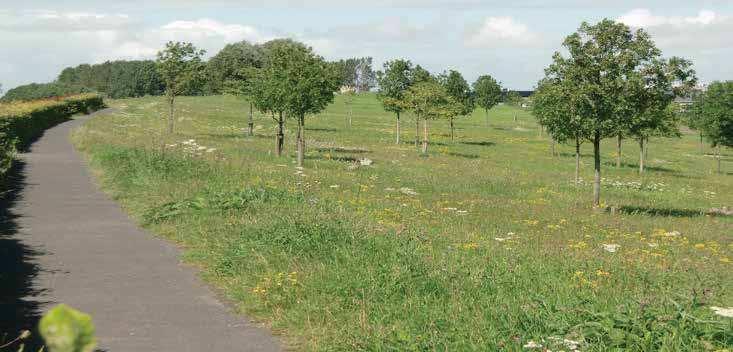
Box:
(0, 94), (104, 179)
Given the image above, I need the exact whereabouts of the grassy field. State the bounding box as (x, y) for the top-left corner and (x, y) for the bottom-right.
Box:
(72, 94), (732, 351)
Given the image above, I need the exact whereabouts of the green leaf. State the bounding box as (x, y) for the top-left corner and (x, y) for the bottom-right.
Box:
(39, 304), (97, 352)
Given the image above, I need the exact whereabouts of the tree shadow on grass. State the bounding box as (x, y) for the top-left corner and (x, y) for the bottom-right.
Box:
(461, 141), (496, 147)
(0, 161), (47, 351)
(306, 127), (338, 133)
(558, 152), (593, 158)
(314, 147), (371, 154)
(616, 206), (707, 218)
(306, 154), (362, 163)
(198, 133), (274, 140)
(603, 161), (679, 174)
(445, 152), (480, 159)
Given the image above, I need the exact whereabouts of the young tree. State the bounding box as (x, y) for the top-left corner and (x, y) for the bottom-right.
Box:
(404, 81), (459, 154)
(533, 80), (593, 183)
(254, 39), (339, 167)
(472, 75), (502, 127)
(505, 90), (523, 122)
(212, 41), (265, 136)
(540, 19), (666, 207)
(156, 42), (206, 134)
(376, 59), (414, 144)
(624, 57), (696, 173)
(411, 65), (432, 84)
(441, 70), (474, 141)
(342, 87), (356, 128)
(690, 81), (733, 174)
(505, 91), (523, 107)
(410, 65), (433, 146)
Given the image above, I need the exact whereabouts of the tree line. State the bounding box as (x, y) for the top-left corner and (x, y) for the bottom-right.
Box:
(1, 51), (377, 103)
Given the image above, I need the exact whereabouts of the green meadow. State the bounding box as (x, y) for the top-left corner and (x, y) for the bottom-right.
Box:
(72, 94), (732, 351)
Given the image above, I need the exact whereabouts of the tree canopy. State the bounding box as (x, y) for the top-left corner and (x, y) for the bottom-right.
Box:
(472, 75), (502, 120)
(691, 81), (733, 148)
(206, 40), (264, 95)
(441, 70), (474, 116)
(539, 19), (674, 206)
(376, 59), (414, 115)
(333, 57), (376, 92)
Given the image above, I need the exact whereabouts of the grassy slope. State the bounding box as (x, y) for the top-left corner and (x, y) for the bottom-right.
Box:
(73, 94), (732, 351)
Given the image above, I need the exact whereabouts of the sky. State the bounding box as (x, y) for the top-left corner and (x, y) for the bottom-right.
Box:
(1, 0), (732, 92)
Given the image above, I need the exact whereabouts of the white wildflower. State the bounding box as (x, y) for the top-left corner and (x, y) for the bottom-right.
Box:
(329, 185), (340, 189)
(400, 187), (418, 196)
(711, 306), (733, 318)
(206, 148), (216, 153)
(602, 244), (620, 253)
(523, 340), (542, 349)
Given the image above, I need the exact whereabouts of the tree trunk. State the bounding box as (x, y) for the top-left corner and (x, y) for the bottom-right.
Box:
(593, 131), (601, 208)
(167, 94), (175, 134)
(297, 114), (305, 167)
(644, 137), (649, 161)
(276, 112), (284, 157)
(616, 135), (622, 168)
(639, 138), (645, 174)
(349, 105), (353, 128)
(247, 102), (254, 136)
(700, 132), (704, 155)
(538, 125), (543, 138)
(422, 119), (429, 154)
(415, 117), (420, 148)
(395, 112), (401, 145)
(485, 109), (489, 127)
(513, 112), (517, 122)
(450, 118), (454, 142)
(718, 145), (722, 174)
(575, 137), (580, 185)
(551, 139), (556, 157)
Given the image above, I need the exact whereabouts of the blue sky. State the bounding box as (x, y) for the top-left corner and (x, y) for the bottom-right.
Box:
(2, 1), (732, 92)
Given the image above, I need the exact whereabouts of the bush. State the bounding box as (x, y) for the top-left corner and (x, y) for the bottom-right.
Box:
(0, 93), (104, 177)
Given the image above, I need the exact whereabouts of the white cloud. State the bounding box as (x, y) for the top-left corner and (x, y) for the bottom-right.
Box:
(158, 18), (266, 43)
(617, 9), (726, 28)
(0, 10), (133, 31)
(465, 17), (538, 48)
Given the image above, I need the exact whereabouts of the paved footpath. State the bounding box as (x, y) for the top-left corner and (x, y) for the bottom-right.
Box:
(5, 111), (281, 351)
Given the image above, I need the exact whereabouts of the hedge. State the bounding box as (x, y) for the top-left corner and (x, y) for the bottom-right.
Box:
(0, 93), (104, 176)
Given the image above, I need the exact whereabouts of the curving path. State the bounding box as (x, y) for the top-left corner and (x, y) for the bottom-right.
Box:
(2, 111), (281, 351)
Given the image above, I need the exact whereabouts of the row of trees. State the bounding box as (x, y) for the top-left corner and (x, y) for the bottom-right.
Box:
(149, 22), (729, 209)
(376, 60), (504, 149)
(156, 38), (515, 163)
